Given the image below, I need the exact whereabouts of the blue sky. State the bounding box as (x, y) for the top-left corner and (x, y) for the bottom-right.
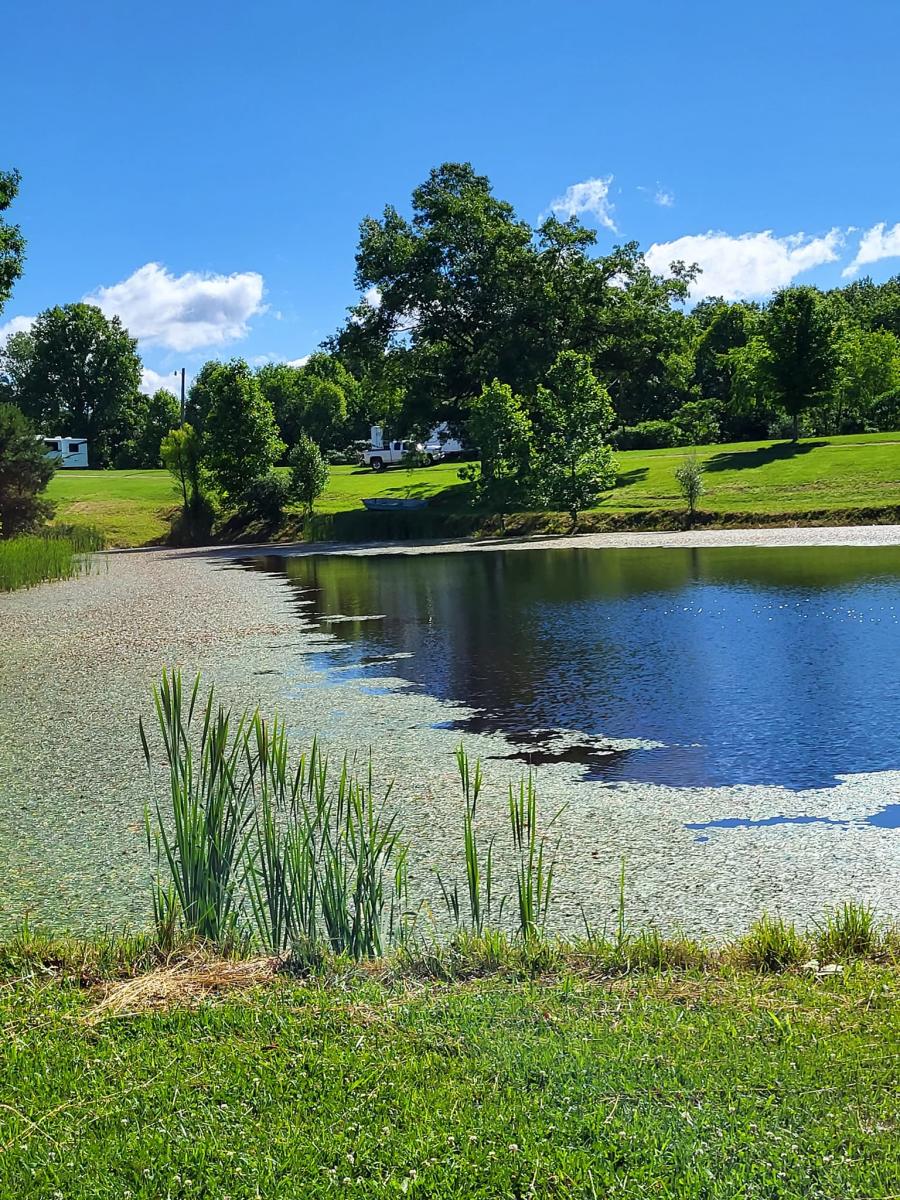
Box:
(4, 0), (900, 393)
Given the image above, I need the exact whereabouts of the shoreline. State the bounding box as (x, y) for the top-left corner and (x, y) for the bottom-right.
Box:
(156, 520), (900, 563)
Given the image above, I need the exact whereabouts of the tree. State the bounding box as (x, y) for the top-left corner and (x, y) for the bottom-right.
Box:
(674, 453), (704, 519)
(333, 163), (692, 435)
(673, 399), (720, 446)
(288, 434), (329, 514)
(464, 380), (534, 519)
(136, 389), (181, 466)
(0, 403), (55, 537)
(200, 360), (285, 503)
(160, 423), (204, 518)
(0, 303), (142, 465)
(0, 169), (25, 317)
(533, 351), (616, 523)
(831, 327), (900, 432)
(763, 287), (838, 441)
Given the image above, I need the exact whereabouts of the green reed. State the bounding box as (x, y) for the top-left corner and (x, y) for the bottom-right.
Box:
(142, 672), (408, 959)
(508, 773), (560, 941)
(0, 525), (103, 592)
(437, 746), (496, 933)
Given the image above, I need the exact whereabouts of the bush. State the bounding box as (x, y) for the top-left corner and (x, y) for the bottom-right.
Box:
(236, 472), (291, 521)
(674, 452), (705, 517)
(615, 420), (678, 450)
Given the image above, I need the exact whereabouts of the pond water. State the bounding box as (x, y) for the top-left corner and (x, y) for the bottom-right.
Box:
(1, 539), (899, 937)
(247, 545), (900, 793)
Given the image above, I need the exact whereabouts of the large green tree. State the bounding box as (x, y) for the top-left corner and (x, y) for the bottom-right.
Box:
(762, 287), (838, 441)
(0, 303), (142, 465)
(200, 359), (284, 503)
(116, 388), (181, 467)
(0, 402), (55, 537)
(0, 170), (25, 317)
(333, 163), (693, 435)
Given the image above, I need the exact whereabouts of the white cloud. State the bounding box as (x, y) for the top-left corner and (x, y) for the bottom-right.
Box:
(84, 262), (266, 352)
(0, 314), (35, 343)
(644, 228), (844, 301)
(654, 187), (674, 208)
(140, 366), (182, 397)
(546, 176), (617, 231)
(250, 353), (311, 368)
(362, 286), (382, 308)
(843, 222), (900, 277)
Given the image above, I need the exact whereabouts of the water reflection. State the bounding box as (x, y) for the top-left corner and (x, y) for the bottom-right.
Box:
(245, 545), (900, 790)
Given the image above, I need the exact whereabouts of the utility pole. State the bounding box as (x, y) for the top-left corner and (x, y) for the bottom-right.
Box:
(180, 368), (186, 423)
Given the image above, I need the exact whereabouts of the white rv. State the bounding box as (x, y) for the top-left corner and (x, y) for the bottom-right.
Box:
(43, 436), (89, 468)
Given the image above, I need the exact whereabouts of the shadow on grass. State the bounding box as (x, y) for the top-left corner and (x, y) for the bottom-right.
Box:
(615, 467), (650, 488)
(704, 440), (827, 473)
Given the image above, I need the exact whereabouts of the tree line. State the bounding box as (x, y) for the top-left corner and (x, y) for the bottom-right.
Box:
(2, 161), (900, 535)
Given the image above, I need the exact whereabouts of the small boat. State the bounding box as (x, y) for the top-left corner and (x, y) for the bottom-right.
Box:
(362, 497), (429, 511)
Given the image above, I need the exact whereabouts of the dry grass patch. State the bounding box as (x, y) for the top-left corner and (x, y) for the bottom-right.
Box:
(84, 953), (279, 1021)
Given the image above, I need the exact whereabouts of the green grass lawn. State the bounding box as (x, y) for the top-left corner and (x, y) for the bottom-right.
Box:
(0, 964), (897, 1198)
(46, 432), (900, 547)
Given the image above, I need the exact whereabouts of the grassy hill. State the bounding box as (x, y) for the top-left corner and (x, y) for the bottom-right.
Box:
(46, 432), (900, 547)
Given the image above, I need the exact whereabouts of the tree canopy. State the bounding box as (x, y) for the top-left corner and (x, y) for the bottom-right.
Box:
(0, 169), (25, 318)
(0, 402), (54, 537)
(0, 303), (142, 466)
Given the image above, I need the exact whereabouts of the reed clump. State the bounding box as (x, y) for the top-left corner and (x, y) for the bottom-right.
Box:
(0, 525), (103, 592)
(142, 671), (409, 961)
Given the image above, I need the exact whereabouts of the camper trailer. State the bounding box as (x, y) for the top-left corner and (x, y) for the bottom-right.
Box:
(43, 436), (89, 468)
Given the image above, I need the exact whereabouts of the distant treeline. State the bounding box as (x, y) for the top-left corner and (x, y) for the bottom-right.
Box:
(2, 163), (900, 475)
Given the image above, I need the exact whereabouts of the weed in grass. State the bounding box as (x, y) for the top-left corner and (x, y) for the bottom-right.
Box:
(735, 913), (810, 972)
(508, 773), (561, 941)
(816, 901), (878, 961)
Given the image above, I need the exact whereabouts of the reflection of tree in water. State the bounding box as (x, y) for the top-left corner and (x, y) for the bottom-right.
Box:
(249, 546), (900, 790)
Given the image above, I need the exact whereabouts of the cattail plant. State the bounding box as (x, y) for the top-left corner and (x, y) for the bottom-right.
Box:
(437, 746), (496, 933)
(508, 772), (559, 941)
(142, 672), (409, 960)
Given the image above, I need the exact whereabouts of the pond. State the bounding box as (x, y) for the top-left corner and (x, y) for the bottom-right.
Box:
(1, 538), (899, 937)
(247, 545), (900, 794)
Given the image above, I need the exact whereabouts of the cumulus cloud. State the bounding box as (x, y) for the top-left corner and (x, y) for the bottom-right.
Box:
(546, 176), (617, 231)
(644, 228), (844, 301)
(0, 314), (35, 343)
(654, 187), (674, 208)
(362, 286), (382, 309)
(842, 222), (900, 277)
(140, 366), (182, 396)
(84, 262), (266, 352)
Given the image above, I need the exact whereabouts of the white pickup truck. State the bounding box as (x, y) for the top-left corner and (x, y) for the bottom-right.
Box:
(361, 439), (418, 472)
(362, 424), (469, 471)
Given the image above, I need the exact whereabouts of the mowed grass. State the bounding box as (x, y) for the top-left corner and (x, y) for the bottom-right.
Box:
(0, 966), (897, 1198)
(45, 432), (900, 547)
(47, 468), (180, 546)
